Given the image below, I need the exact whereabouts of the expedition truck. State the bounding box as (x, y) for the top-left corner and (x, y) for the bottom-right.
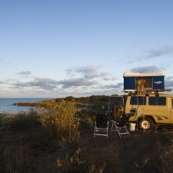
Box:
(109, 93), (173, 130)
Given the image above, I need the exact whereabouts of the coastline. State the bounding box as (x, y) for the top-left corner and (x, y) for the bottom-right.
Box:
(0, 98), (48, 114)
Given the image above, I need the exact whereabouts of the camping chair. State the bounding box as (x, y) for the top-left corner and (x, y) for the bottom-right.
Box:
(94, 112), (109, 138)
(110, 113), (135, 138)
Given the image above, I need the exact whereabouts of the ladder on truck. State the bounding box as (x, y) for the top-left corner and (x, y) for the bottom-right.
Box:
(136, 93), (145, 132)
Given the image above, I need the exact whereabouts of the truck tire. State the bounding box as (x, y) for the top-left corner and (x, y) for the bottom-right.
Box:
(139, 117), (154, 130)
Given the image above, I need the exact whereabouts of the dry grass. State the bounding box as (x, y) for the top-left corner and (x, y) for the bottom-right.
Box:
(2, 108), (40, 131)
(3, 143), (30, 173)
(56, 142), (121, 173)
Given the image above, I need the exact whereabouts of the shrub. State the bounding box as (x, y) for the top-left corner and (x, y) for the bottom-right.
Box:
(57, 149), (83, 173)
(0, 114), (5, 127)
(89, 101), (108, 113)
(26, 107), (40, 127)
(77, 110), (95, 129)
(0, 114), (7, 133)
(6, 108), (40, 131)
(82, 144), (121, 173)
(37, 99), (80, 148)
(3, 143), (30, 173)
(56, 142), (121, 173)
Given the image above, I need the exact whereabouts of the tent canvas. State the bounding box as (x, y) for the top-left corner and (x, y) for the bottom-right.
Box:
(123, 72), (165, 93)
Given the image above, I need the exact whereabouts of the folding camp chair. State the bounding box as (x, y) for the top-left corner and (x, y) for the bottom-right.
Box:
(94, 112), (109, 138)
(110, 113), (135, 138)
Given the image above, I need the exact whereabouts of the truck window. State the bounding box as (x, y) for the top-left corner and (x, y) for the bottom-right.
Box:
(148, 97), (166, 105)
(109, 97), (124, 107)
(130, 96), (146, 105)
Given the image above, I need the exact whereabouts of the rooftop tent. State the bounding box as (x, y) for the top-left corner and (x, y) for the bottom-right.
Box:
(123, 72), (165, 93)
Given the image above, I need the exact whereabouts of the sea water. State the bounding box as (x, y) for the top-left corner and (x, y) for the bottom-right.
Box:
(0, 98), (49, 114)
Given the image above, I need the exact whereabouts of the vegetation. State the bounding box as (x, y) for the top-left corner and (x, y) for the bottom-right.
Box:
(36, 99), (80, 149)
(56, 143), (121, 173)
(1, 98), (173, 172)
(3, 143), (30, 173)
(13, 95), (110, 106)
(13, 102), (37, 106)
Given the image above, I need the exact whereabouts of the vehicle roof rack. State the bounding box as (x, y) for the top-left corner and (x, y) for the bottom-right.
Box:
(126, 89), (172, 96)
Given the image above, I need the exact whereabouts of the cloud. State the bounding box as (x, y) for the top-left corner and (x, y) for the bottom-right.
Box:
(12, 76), (100, 91)
(66, 65), (117, 81)
(76, 66), (100, 79)
(104, 83), (123, 89)
(144, 46), (173, 59)
(165, 77), (173, 89)
(100, 72), (109, 77)
(66, 65), (100, 79)
(100, 72), (118, 81)
(129, 65), (161, 73)
(17, 71), (32, 75)
(66, 68), (74, 76)
(58, 78), (99, 88)
(165, 76), (173, 80)
(2, 65), (122, 97)
(0, 58), (13, 65)
(13, 77), (59, 90)
(127, 46), (173, 64)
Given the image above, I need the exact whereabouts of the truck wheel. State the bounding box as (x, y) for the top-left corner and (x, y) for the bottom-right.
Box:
(139, 118), (154, 130)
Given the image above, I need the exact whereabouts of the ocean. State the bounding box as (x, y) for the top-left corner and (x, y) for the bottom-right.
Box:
(0, 98), (50, 114)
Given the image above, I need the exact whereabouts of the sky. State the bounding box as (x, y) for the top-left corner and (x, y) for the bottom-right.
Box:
(0, 0), (173, 98)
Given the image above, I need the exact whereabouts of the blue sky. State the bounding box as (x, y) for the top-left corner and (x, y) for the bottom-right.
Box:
(0, 0), (173, 98)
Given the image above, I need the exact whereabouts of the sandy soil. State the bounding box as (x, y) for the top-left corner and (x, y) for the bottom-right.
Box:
(0, 125), (173, 173)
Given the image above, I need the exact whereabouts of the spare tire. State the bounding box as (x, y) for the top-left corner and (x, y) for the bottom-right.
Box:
(110, 103), (123, 120)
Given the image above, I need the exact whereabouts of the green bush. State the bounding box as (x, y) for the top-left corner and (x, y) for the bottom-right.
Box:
(37, 99), (80, 148)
